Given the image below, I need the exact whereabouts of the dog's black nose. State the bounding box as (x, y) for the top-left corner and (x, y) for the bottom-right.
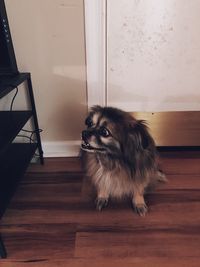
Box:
(82, 130), (91, 141)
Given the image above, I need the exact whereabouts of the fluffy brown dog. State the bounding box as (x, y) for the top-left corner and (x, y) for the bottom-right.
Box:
(81, 106), (165, 216)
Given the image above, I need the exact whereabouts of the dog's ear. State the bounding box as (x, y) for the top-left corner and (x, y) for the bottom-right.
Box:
(132, 120), (151, 149)
(123, 119), (153, 164)
(128, 119), (150, 148)
(90, 105), (102, 113)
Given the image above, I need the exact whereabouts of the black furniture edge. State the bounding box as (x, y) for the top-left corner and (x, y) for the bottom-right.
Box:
(0, 72), (44, 258)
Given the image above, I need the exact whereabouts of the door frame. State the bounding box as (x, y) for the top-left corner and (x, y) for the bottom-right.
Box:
(84, 0), (107, 108)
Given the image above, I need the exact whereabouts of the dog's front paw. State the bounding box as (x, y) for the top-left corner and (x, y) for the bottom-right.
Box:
(96, 198), (109, 211)
(134, 203), (148, 217)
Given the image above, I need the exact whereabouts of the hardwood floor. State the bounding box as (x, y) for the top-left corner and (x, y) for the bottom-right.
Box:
(0, 153), (200, 266)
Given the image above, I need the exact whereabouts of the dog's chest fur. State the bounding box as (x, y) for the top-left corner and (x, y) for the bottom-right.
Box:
(86, 154), (135, 198)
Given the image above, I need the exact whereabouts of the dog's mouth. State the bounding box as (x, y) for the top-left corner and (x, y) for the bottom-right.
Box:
(81, 141), (105, 152)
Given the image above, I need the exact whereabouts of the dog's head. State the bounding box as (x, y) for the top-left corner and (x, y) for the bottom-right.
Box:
(81, 106), (155, 162)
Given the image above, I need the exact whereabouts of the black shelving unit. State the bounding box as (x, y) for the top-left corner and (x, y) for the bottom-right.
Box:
(0, 111), (32, 153)
(0, 72), (44, 258)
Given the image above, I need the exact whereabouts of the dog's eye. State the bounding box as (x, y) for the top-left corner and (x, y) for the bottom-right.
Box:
(99, 127), (110, 137)
(85, 117), (93, 128)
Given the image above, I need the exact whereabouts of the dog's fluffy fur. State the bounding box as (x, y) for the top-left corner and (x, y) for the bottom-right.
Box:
(81, 106), (166, 216)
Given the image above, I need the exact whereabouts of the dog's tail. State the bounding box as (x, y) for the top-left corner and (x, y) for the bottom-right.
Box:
(146, 169), (167, 193)
(157, 169), (168, 183)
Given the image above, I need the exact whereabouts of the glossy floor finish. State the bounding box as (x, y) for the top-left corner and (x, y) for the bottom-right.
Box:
(0, 153), (200, 267)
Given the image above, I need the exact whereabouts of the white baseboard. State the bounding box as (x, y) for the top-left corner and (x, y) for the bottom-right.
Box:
(42, 140), (81, 157)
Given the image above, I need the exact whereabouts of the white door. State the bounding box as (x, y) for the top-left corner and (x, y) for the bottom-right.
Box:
(85, 0), (200, 112)
(107, 0), (200, 112)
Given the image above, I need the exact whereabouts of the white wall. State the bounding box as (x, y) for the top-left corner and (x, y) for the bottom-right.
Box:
(107, 0), (200, 112)
(0, 0), (87, 156)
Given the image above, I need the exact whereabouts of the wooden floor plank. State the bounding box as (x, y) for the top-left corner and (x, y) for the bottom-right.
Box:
(75, 231), (200, 258)
(27, 157), (82, 173)
(0, 153), (200, 266)
(0, 258), (199, 267)
(1, 223), (76, 260)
